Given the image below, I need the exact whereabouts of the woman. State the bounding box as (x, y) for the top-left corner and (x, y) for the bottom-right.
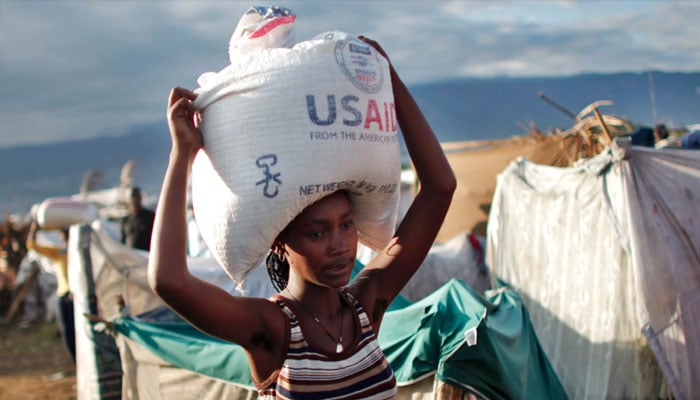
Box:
(26, 219), (75, 364)
(148, 37), (455, 398)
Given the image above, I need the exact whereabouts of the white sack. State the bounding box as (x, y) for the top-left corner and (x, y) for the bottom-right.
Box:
(191, 8), (401, 285)
(36, 197), (98, 230)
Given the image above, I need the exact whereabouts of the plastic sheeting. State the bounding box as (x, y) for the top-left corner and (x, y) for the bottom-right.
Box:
(438, 137), (565, 241)
(487, 140), (700, 399)
(68, 219), (527, 399)
(117, 332), (464, 400)
(438, 134), (595, 242)
(114, 279), (567, 400)
(399, 231), (490, 301)
(68, 220), (275, 400)
(119, 333), (259, 400)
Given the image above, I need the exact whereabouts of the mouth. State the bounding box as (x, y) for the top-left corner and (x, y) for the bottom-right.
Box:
(325, 259), (354, 277)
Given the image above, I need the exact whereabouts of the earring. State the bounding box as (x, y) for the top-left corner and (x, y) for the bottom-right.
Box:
(272, 242), (287, 262)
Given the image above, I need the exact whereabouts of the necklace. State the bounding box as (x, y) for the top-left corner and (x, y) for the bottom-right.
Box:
(287, 290), (345, 353)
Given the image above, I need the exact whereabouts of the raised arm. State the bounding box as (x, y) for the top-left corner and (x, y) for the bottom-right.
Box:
(352, 38), (456, 320)
(26, 219), (63, 258)
(147, 88), (280, 350)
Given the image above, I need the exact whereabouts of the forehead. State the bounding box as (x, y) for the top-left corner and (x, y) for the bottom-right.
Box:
(289, 191), (352, 227)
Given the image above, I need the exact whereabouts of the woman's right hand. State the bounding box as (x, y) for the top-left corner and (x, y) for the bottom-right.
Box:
(167, 87), (202, 155)
(358, 36), (389, 63)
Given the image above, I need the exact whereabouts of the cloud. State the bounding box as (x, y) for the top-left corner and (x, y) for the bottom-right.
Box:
(0, 0), (699, 147)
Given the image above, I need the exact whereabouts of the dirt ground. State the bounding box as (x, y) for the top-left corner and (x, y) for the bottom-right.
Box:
(0, 321), (76, 400)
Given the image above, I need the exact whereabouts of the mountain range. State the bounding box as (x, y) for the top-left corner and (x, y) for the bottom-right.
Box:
(2, 71), (698, 216)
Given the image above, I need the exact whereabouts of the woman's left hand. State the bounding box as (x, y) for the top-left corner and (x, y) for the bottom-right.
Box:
(167, 87), (203, 155)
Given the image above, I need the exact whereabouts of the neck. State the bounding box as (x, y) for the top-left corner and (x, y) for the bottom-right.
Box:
(284, 284), (342, 319)
(284, 284), (348, 353)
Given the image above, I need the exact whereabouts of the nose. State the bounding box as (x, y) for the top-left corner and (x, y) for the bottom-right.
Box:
(329, 228), (351, 256)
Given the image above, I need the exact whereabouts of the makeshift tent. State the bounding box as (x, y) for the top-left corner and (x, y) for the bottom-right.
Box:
(113, 278), (566, 400)
(487, 138), (700, 399)
(437, 102), (632, 241)
(439, 136), (570, 240)
(68, 220), (566, 399)
(68, 221), (271, 400)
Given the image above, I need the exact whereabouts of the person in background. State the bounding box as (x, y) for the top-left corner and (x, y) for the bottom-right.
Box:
(653, 124), (681, 149)
(120, 187), (155, 251)
(681, 127), (700, 149)
(148, 37), (455, 398)
(26, 219), (75, 364)
(628, 126), (655, 147)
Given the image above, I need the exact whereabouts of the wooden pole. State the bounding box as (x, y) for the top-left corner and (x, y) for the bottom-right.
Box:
(539, 91), (577, 121)
(593, 107), (613, 145)
(1, 266), (39, 324)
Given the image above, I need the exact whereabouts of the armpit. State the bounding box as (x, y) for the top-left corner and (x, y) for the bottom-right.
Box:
(372, 298), (389, 322)
(251, 331), (274, 351)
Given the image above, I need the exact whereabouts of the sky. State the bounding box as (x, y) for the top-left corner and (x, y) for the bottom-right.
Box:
(1, 0), (699, 148)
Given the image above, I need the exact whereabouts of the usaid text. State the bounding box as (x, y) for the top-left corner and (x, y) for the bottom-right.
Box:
(306, 95), (397, 132)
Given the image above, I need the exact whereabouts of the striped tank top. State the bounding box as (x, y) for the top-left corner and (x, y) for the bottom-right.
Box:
(257, 289), (397, 399)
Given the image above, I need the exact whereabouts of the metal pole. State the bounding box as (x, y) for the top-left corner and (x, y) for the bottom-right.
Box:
(648, 71), (658, 123)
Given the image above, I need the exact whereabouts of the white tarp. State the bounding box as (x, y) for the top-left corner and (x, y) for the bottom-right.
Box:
(117, 335), (257, 400)
(68, 220), (275, 400)
(487, 139), (700, 399)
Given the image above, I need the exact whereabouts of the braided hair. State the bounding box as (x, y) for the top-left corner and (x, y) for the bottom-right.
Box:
(266, 250), (289, 292)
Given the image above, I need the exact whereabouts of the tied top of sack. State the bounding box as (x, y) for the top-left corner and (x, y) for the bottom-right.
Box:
(191, 6), (402, 286)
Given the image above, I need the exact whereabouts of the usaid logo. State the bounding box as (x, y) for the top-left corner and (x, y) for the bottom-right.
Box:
(334, 39), (383, 94)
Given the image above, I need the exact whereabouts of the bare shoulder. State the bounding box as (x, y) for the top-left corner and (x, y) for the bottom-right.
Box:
(239, 295), (290, 383)
(176, 288), (287, 356)
(225, 295), (288, 349)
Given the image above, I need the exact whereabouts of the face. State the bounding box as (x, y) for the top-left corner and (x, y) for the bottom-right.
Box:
(280, 191), (357, 289)
(129, 190), (142, 213)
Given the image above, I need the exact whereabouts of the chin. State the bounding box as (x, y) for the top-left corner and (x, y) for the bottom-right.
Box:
(323, 263), (354, 287)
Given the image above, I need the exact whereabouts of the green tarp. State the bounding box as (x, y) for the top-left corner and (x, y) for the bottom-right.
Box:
(115, 271), (567, 399)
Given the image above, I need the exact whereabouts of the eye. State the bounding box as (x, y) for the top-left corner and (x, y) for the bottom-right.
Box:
(309, 231), (326, 239)
(341, 220), (355, 230)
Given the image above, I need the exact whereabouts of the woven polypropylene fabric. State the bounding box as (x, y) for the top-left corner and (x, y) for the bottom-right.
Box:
(191, 29), (401, 285)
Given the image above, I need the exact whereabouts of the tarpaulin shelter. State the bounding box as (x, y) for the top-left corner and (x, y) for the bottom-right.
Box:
(68, 221), (271, 400)
(68, 220), (566, 399)
(437, 103), (632, 241)
(487, 139), (700, 399)
(112, 274), (566, 400)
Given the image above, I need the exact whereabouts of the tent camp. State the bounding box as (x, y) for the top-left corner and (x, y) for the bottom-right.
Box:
(437, 102), (633, 241)
(67, 218), (565, 400)
(487, 139), (700, 399)
(59, 100), (699, 399)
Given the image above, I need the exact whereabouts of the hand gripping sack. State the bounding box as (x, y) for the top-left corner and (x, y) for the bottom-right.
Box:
(191, 12), (401, 285)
